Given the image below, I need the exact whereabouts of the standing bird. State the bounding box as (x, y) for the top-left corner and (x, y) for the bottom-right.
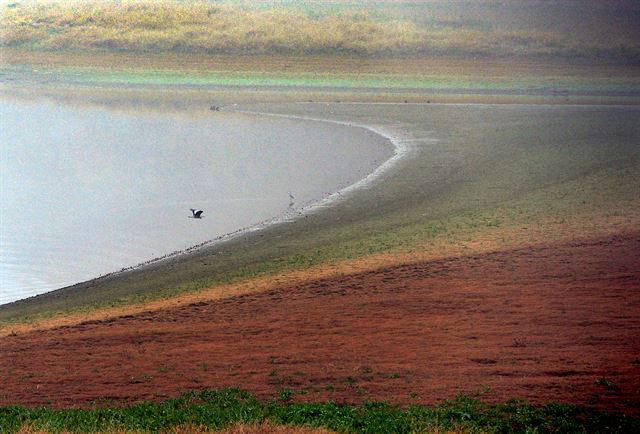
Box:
(189, 209), (204, 219)
(288, 192), (295, 208)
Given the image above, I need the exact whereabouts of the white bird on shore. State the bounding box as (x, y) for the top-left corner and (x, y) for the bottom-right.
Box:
(189, 209), (204, 219)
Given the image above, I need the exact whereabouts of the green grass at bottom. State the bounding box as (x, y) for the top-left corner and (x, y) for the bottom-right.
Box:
(1, 389), (638, 433)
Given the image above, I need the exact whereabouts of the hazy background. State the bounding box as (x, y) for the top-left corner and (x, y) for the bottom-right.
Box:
(1, 0), (638, 62)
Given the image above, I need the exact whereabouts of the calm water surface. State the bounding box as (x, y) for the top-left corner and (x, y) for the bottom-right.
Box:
(0, 98), (391, 304)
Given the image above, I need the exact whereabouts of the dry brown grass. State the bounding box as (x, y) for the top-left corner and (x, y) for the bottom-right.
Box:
(1, 0), (637, 59)
(0, 1), (424, 55)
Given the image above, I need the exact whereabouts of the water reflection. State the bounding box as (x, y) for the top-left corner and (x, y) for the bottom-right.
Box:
(0, 98), (391, 304)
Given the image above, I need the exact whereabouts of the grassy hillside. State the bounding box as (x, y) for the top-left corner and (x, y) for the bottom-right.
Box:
(1, 0), (639, 61)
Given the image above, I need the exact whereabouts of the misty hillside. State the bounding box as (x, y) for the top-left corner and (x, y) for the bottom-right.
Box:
(1, 0), (639, 61)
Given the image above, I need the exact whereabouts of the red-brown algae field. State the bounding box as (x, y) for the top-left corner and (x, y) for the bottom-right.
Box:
(1, 231), (638, 414)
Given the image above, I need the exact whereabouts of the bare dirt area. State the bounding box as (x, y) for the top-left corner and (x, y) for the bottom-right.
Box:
(1, 232), (639, 414)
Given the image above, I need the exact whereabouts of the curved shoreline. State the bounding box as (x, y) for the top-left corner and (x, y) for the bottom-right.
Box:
(6, 100), (636, 321)
(83, 108), (408, 282)
(228, 107), (412, 213)
(1, 104), (408, 307)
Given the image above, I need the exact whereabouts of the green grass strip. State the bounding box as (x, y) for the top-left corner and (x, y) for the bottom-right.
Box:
(3, 63), (638, 93)
(1, 389), (638, 433)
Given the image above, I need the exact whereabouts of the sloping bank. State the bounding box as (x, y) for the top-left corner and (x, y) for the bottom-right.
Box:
(1, 91), (639, 329)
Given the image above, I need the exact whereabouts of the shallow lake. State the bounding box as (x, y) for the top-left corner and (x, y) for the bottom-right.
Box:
(0, 98), (392, 304)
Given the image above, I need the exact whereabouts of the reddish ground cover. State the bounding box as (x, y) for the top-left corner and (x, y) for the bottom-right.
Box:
(1, 232), (639, 414)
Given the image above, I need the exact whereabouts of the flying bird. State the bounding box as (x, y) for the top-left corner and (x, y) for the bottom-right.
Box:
(189, 209), (204, 219)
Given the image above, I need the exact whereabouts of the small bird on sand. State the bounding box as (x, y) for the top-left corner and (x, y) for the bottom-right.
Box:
(189, 209), (204, 219)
